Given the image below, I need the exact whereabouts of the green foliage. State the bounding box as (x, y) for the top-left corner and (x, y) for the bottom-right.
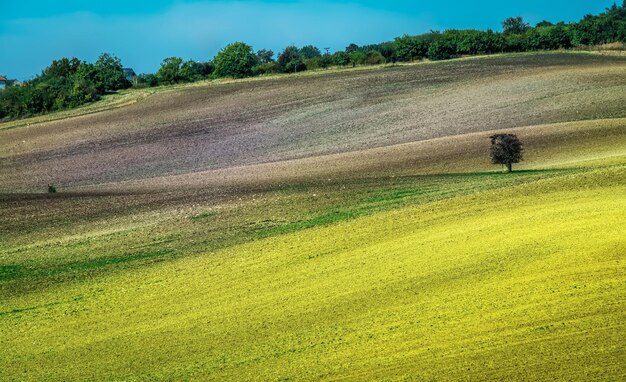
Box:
(70, 64), (100, 104)
(0, 53), (135, 120)
(536, 20), (554, 28)
(299, 45), (322, 59)
(523, 25), (573, 50)
(213, 42), (258, 78)
(364, 51), (385, 65)
(252, 62), (279, 76)
(394, 35), (428, 61)
(349, 51), (367, 66)
(180, 60), (211, 82)
(332, 51), (350, 66)
(502, 16), (530, 35)
(428, 38), (457, 60)
(156, 57), (184, 84)
(156, 58), (212, 85)
(95, 53), (130, 92)
(42, 57), (82, 78)
(439, 29), (505, 55)
(345, 43), (359, 53)
(490, 134), (524, 172)
(318, 54), (334, 69)
(377, 41), (398, 63)
(303, 58), (320, 70)
(277, 46), (305, 73)
(134, 74), (159, 88)
(300, 52), (335, 70)
(256, 49), (274, 63)
(572, 6), (626, 45)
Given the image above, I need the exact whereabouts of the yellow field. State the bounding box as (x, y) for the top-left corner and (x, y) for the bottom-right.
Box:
(1, 53), (625, 381)
(1, 163), (624, 380)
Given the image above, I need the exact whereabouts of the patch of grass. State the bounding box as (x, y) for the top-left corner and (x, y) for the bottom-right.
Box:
(0, 265), (23, 282)
(0, 249), (175, 284)
(365, 187), (434, 204)
(190, 211), (218, 221)
(65, 248), (175, 271)
(254, 210), (364, 238)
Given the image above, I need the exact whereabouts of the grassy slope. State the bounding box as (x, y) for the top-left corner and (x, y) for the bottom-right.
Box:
(1, 52), (626, 380)
(1, 165), (624, 381)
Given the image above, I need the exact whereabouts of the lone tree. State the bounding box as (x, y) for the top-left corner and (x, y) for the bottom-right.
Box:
(490, 134), (524, 172)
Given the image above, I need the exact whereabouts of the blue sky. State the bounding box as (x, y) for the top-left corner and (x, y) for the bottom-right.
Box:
(0, 0), (616, 80)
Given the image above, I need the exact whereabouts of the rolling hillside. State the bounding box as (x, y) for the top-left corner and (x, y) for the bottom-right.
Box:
(1, 52), (625, 381)
(2, 52), (626, 191)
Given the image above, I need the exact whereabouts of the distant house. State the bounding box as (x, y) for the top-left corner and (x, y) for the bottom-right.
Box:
(0, 76), (7, 90)
(123, 68), (137, 82)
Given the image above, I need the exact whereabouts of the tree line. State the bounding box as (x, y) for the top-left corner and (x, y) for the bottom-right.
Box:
(1, 3), (625, 120)
(0, 54), (131, 119)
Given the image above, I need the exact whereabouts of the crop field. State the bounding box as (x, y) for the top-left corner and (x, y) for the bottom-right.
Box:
(1, 52), (625, 380)
(2, 52), (626, 191)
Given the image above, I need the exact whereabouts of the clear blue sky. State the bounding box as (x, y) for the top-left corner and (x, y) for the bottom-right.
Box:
(0, 0), (617, 80)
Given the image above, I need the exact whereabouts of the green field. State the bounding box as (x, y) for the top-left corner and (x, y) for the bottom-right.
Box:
(1, 53), (625, 380)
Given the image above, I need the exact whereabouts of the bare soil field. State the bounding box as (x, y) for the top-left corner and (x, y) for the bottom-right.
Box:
(2, 52), (626, 192)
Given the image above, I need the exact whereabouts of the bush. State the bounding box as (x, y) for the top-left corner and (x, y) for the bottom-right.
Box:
(364, 51), (385, 65)
(303, 58), (320, 70)
(332, 51), (350, 66)
(134, 74), (159, 88)
(252, 62), (279, 76)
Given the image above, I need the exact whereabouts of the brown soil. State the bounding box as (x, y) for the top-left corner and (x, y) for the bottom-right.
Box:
(1, 53), (626, 192)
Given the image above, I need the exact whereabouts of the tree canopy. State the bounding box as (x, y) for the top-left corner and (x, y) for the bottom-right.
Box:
(0, 53), (130, 120)
(502, 17), (530, 35)
(213, 42), (258, 78)
(277, 46), (305, 73)
(95, 53), (130, 92)
(490, 134), (524, 172)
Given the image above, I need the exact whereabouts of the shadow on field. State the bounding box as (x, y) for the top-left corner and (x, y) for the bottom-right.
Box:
(0, 167), (570, 296)
(426, 168), (572, 177)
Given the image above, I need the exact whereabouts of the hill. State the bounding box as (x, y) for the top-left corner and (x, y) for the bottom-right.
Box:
(1, 52), (625, 381)
(1, 52), (626, 191)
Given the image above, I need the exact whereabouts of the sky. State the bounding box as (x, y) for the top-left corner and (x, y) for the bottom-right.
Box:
(0, 0), (617, 80)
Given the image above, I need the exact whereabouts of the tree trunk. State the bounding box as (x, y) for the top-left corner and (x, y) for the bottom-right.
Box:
(506, 162), (512, 172)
